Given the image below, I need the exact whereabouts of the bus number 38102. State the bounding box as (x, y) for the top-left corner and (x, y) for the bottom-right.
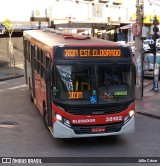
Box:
(106, 116), (122, 122)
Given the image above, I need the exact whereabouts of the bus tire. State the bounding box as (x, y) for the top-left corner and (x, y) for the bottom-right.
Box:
(43, 104), (49, 130)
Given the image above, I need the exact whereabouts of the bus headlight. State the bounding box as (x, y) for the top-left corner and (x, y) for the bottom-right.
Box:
(129, 110), (134, 117)
(56, 114), (62, 122)
(124, 110), (135, 124)
(55, 113), (71, 128)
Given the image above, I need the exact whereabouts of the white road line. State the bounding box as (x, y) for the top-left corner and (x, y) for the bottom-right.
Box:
(0, 81), (8, 85)
(0, 84), (27, 92)
(8, 84), (27, 90)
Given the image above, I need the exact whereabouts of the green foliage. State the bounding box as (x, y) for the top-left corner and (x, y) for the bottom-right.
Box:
(2, 19), (14, 37)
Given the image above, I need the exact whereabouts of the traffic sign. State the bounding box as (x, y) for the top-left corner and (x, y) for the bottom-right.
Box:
(131, 23), (142, 36)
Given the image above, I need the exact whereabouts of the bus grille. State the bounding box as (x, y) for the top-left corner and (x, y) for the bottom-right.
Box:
(72, 122), (123, 134)
(64, 103), (129, 115)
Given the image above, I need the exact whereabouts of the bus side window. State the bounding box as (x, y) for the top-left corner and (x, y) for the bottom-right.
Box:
(37, 47), (41, 75)
(34, 47), (38, 72)
(46, 56), (50, 68)
(41, 50), (45, 80)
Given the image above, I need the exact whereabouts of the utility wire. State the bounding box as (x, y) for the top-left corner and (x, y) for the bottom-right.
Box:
(147, 0), (160, 7)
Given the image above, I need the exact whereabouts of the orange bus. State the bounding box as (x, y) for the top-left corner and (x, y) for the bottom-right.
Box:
(23, 29), (136, 138)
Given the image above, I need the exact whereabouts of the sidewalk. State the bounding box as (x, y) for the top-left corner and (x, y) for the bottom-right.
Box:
(0, 63), (24, 81)
(136, 83), (160, 119)
(0, 65), (160, 119)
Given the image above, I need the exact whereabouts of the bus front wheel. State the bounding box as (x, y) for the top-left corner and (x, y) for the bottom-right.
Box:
(43, 105), (49, 130)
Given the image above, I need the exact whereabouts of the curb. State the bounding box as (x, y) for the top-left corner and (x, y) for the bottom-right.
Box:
(0, 74), (24, 81)
(136, 111), (160, 119)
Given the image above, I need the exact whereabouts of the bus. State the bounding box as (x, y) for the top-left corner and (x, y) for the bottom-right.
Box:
(23, 29), (136, 138)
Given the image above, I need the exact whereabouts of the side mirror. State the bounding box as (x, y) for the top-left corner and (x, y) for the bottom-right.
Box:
(45, 68), (52, 82)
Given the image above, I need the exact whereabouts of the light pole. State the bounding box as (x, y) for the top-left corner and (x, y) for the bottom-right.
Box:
(134, 0), (144, 98)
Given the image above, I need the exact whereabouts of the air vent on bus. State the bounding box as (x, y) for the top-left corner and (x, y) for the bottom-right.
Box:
(72, 122), (123, 134)
(43, 28), (56, 33)
(43, 28), (90, 40)
(63, 33), (90, 40)
(63, 102), (130, 115)
(43, 28), (62, 34)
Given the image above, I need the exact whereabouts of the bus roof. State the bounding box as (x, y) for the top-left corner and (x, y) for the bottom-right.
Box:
(23, 29), (124, 48)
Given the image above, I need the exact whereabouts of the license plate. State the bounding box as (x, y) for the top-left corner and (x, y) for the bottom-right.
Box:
(91, 127), (106, 133)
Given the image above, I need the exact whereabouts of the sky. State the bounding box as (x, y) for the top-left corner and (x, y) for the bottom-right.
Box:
(0, 0), (53, 21)
(0, 0), (160, 22)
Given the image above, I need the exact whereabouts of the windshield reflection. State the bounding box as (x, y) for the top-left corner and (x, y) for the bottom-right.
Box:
(53, 64), (135, 104)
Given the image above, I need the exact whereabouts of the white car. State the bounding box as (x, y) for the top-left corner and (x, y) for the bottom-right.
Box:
(116, 41), (126, 45)
(143, 53), (160, 77)
(143, 39), (154, 52)
(127, 42), (135, 55)
(156, 38), (160, 50)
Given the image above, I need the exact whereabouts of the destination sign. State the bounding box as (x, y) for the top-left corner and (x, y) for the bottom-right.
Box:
(54, 46), (132, 61)
(64, 49), (121, 57)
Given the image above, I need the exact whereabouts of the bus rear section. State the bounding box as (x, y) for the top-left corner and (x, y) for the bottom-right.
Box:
(23, 30), (135, 138)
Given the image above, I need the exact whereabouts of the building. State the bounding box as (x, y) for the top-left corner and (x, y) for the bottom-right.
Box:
(1, 0), (160, 41)
(49, 0), (136, 42)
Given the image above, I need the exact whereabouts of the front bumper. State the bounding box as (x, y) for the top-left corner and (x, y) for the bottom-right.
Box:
(52, 116), (135, 138)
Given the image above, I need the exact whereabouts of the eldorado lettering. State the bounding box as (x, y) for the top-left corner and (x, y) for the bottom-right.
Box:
(92, 49), (121, 56)
(72, 119), (96, 124)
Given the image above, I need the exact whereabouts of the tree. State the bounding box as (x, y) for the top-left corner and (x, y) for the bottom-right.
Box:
(2, 19), (14, 40)
(2, 19), (15, 75)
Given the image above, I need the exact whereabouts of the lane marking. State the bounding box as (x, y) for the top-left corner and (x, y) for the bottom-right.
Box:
(0, 84), (27, 92)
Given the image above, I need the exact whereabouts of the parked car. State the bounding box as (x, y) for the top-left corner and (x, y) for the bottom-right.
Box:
(143, 39), (154, 52)
(156, 38), (160, 50)
(0, 25), (5, 34)
(116, 41), (126, 45)
(143, 53), (160, 77)
(127, 41), (135, 55)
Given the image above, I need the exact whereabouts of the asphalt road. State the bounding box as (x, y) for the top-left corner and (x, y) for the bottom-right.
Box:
(0, 77), (160, 166)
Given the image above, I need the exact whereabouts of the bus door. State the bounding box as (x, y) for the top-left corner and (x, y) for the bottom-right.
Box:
(34, 47), (43, 113)
(29, 45), (36, 102)
(45, 57), (52, 126)
(35, 49), (47, 114)
(23, 39), (28, 84)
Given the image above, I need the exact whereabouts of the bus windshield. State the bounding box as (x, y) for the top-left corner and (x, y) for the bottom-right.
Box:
(52, 64), (135, 105)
